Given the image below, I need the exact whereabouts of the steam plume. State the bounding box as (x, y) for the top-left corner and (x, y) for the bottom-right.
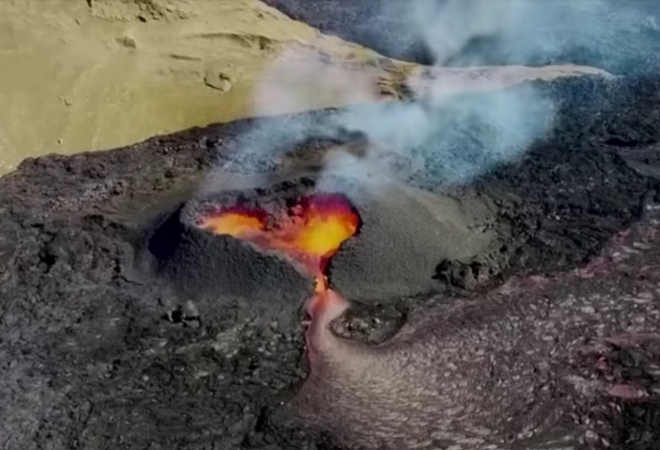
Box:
(210, 0), (658, 190)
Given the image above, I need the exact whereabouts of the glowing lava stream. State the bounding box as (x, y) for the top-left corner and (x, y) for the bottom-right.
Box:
(197, 193), (360, 293)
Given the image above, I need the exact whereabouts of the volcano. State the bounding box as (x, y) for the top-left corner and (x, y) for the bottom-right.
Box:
(146, 172), (502, 307)
(1, 67), (660, 450)
(196, 193), (360, 292)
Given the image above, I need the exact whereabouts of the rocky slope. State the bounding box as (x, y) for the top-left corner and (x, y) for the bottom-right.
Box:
(1, 72), (660, 449)
(0, 0), (622, 176)
(2, 1), (660, 448)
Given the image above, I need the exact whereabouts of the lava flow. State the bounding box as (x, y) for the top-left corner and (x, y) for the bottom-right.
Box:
(197, 193), (359, 292)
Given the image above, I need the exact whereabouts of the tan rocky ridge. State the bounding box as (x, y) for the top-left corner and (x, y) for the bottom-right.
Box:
(0, 0), (610, 175)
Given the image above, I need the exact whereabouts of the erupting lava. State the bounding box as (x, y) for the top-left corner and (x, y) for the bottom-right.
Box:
(197, 194), (359, 292)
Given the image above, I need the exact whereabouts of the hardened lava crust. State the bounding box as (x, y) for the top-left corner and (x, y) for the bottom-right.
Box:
(0, 73), (659, 449)
(145, 202), (314, 307)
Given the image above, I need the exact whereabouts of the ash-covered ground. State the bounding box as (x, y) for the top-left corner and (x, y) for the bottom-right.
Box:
(1, 70), (660, 449)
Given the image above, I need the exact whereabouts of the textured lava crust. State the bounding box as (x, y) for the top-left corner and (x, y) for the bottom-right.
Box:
(0, 72), (659, 448)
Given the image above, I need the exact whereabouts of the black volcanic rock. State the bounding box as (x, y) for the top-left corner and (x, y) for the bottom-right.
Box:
(145, 204), (314, 305)
(0, 73), (659, 448)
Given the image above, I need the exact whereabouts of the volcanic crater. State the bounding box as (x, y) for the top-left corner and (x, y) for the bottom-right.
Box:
(144, 167), (506, 314)
(2, 70), (660, 449)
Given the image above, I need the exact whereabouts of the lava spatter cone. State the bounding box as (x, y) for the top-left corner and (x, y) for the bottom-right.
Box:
(150, 173), (498, 304)
(197, 193), (360, 292)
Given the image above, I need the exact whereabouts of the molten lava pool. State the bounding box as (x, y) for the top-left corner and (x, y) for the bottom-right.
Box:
(197, 194), (360, 292)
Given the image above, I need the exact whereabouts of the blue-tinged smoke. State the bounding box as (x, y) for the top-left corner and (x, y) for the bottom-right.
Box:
(210, 0), (659, 190)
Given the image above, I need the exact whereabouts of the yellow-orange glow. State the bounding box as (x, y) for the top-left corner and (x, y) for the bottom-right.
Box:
(200, 211), (264, 236)
(292, 204), (358, 257)
(314, 275), (328, 293)
(198, 194), (359, 292)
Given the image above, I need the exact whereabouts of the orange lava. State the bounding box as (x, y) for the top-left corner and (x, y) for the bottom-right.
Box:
(198, 194), (359, 292)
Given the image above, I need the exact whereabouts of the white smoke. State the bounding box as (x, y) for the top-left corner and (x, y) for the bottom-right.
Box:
(407, 0), (658, 68)
(210, 0), (657, 192)
(411, 0), (520, 64)
(253, 46), (379, 117)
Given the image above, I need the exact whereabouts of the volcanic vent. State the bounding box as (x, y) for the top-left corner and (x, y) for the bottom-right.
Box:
(147, 173), (502, 305)
(196, 193), (360, 293)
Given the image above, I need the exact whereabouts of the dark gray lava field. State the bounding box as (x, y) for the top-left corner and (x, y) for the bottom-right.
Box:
(2, 1), (660, 449)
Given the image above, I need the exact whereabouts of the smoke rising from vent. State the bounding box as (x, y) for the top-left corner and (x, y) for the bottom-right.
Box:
(211, 0), (657, 190)
(407, 0), (658, 69)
